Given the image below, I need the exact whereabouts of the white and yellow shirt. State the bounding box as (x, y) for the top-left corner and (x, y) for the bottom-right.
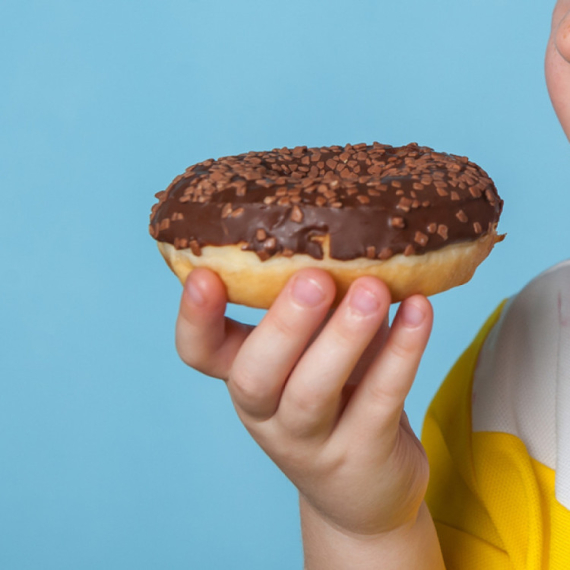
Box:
(422, 261), (570, 569)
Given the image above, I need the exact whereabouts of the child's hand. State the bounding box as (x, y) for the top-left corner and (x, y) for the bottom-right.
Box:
(175, 267), (433, 540)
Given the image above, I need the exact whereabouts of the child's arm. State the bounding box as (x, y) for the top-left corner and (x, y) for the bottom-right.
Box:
(301, 500), (444, 569)
(175, 267), (444, 569)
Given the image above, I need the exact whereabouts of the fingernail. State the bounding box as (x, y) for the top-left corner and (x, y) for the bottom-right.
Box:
(185, 277), (206, 307)
(350, 285), (380, 315)
(401, 301), (425, 327)
(291, 276), (325, 307)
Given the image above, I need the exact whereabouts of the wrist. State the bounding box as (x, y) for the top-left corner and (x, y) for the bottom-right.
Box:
(300, 497), (445, 570)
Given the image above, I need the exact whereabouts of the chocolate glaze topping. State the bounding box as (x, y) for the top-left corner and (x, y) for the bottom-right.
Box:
(149, 142), (503, 261)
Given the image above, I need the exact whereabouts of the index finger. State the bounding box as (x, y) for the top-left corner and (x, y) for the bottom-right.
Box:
(175, 268), (252, 379)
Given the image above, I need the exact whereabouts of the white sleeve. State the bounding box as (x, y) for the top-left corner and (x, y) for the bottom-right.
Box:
(472, 260), (570, 509)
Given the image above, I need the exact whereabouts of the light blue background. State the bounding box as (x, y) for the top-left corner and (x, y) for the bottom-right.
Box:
(1, 0), (568, 568)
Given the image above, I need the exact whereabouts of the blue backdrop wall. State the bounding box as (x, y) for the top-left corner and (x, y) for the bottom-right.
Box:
(1, 0), (568, 568)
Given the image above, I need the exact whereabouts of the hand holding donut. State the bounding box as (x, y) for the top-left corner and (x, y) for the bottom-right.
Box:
(176, 267), (444, 568)
(152, 140), (497, 568)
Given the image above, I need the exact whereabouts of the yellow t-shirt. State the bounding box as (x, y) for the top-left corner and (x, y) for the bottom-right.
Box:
(422, 261), (570, 569)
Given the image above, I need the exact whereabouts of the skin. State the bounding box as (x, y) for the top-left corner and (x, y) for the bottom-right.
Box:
(175, 3), (570, 567)
(546, 0), (570, 140)
(177, 269), (444, 569)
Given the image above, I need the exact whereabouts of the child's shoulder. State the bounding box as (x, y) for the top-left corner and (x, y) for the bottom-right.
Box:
(472, 258), (570, 510)
(487, 259), (570, 340)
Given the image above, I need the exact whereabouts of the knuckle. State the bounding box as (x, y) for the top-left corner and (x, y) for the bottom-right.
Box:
(229, 367), (260, 401)
(329, 324), (356, 347)
(267, 311), (298, 340)
(365, 371), (407, 406)
(271, 437), (308, 465)
(386, 334), (416, 361)
(281, 419), (319, 442)
(175, 322), (203, 368)
(279, 390), (330, 438)
(365, 379), (396, 404)
(175, 339), (202, 370)
(176, 338), (221, 378)
(321, 321), (362, 355)
(336, 308), (381, 344)
(317, 444), (348, 475)
(229, 366), (271, 410)
(288, 386), (327, 417)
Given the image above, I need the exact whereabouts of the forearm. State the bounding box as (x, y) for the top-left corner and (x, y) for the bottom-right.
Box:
(301, 497), (445, 570)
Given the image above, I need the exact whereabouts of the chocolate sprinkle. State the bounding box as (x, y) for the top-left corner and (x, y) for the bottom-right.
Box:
(414, 231), (429, 246)
(290, 205), (304, 223)
(256, 228), (267, 241)
(379, 247), (393, 260)
(456, 210), (468, 223)
(390, 216), (406, 229)
(189, 239), (202, 256)
(150, 142), (502, 261)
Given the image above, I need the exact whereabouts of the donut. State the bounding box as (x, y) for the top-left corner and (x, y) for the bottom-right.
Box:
(149, 142), (504, 308)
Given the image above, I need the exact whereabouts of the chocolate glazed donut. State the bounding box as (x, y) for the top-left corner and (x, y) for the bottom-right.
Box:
(149, 142), (504, 308)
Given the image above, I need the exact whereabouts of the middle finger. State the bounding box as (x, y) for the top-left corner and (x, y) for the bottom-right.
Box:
(277, 276), (391, 438)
